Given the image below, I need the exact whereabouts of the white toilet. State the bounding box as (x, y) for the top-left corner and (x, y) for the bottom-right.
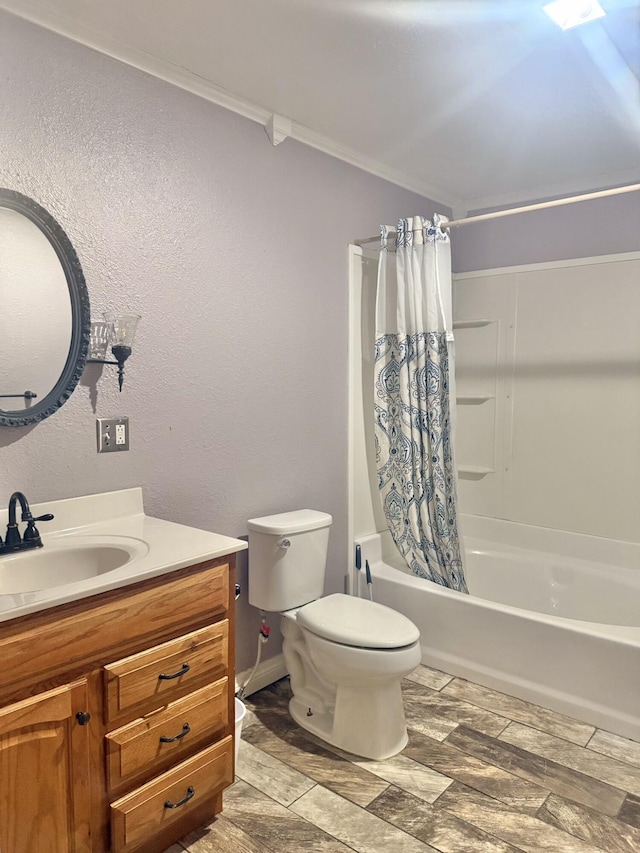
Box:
(247, 509), (421, 760)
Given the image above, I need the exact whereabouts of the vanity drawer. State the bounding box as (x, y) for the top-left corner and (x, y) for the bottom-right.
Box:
(110, 737), (233, 853)
(106, 678), (229, 789)
(104, 622), (228, 721)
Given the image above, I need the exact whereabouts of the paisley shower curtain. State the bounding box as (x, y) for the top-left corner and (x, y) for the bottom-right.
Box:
(374, 215), (467, 592)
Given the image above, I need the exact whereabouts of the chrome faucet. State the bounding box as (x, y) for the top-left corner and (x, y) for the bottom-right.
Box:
(0, 492), (54, 554)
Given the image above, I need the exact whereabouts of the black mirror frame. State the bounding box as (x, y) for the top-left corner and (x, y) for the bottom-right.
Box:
(0, 189), (91, 427)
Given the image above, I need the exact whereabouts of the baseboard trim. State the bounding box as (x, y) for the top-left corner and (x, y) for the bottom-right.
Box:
(235, 653), (288, 698)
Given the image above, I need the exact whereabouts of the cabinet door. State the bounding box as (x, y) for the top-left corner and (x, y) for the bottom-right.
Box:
(0, 680), (92, 853)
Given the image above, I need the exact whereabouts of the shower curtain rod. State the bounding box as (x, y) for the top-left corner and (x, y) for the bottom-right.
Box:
(353, 182), (640, 246)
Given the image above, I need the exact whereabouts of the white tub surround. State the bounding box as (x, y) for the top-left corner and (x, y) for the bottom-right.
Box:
(356, 515), (640, 741)
(0, 487), (247, 621)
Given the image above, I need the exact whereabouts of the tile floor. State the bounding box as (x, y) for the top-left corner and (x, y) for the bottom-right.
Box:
(168, 666), (640, 853)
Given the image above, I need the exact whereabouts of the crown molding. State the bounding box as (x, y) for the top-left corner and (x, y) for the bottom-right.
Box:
(0, 1), (460, 211)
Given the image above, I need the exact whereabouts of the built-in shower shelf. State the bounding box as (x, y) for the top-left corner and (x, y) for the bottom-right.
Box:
(453, 318), (496, 329)
(457, 394), (495, 404)
(458, 466), (494, 478)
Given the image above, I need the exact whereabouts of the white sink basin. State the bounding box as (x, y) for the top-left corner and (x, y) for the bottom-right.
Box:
(0, 536), (149, 595)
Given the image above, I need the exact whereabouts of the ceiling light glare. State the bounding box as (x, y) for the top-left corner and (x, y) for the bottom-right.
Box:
(543, 0), (606, 29)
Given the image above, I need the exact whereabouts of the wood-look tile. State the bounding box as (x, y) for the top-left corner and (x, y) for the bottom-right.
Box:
(436, 781), (605, 853)
(405, 665), (454, 691)
(446, 725), (626, 817)
(293, 728), (453, 804)
(405, 703), (460, 741)
(348, 753), (453, 804)
(177, 671), (640, 852)
(403, 681), (510, 739)
(588, 729), (640, 769)
(618, 794), (640, 830)
(245, 681), (291, 716)
(537, 793), (640, 853)
(241, 704), (260, 731)
(221, 779), (354, 852)
(235, 738), (315, 806)
(403, 728), (549, 813)
(242, 703), (290, 739)
(367, 784), (522, 853)
(442, 679), (595, 746)
(253, 676), (292, 701)
(290, 784), (439, 853)
(499, 722), (640, 797)
(243, 697), (292, 729)
(242, 709), (389, 807)
(180, 813), (274, 853)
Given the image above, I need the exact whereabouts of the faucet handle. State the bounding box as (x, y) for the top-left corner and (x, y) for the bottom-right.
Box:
(20, 508), (54, 522)
(23, 513), (54, 546)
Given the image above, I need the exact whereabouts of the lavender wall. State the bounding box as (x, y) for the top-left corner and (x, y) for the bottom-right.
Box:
(5, 11), (634, 675)
(0, 12), (444, 671)
(451, 192), (640, 273)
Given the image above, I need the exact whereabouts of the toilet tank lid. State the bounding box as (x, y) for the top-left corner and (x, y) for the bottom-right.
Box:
(297, 593), (420, 649)
(247, 509), (332, 535)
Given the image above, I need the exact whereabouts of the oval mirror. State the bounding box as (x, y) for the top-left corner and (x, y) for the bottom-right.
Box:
(0, 189), (90, 427)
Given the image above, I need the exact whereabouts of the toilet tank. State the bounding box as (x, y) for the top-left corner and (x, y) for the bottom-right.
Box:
(247, 509), (332, 612)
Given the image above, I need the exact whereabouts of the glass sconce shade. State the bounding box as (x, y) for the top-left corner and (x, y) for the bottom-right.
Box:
(86, 313), (141, 391)
(103, 313), (141, 348)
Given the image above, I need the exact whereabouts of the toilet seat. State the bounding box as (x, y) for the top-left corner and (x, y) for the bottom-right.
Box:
(296, 593), (420, 650)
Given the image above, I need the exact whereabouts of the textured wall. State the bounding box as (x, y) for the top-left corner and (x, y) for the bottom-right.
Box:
(451, 191), (640, 273)
(0, 12), (443, 671)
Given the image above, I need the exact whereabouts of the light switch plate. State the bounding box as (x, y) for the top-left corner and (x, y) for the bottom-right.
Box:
(96, 417), (129, 452)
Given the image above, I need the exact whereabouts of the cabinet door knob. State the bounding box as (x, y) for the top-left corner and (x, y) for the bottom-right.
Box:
(76, 711), (91, 725)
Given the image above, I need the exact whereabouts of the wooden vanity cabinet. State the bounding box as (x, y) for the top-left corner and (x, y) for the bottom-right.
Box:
(0, 679), (92, 852)
(0, 554), (237, 853)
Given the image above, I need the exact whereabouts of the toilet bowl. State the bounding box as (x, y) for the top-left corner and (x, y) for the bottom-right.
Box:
(283, 595), (421, 758)
(248, 510), (421, 760)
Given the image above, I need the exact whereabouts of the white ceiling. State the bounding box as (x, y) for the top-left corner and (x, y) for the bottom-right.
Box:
(2, 0), (639, 212)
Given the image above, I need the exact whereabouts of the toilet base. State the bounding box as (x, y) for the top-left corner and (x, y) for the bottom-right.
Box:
(281, 607), (420, 760)
(289, 682), (409, 760)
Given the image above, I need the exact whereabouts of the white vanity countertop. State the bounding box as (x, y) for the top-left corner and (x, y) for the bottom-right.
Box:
(0, 487), (247, 623)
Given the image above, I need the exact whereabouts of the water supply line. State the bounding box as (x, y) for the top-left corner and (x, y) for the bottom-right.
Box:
(236, 612), (271, 700)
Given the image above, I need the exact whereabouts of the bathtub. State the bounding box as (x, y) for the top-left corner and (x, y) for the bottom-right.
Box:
(355, 515), (640, 740)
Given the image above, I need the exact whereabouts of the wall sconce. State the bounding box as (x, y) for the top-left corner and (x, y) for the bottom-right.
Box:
(87, 313), (141, 391)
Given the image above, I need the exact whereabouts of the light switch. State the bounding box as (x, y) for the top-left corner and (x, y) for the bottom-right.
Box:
(97, 417), (130, 452)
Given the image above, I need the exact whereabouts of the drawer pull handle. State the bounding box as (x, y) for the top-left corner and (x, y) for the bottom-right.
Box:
(164, 786), (195, 809)
(159, 723), (191, 743)
(158, 662), (190, 681)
